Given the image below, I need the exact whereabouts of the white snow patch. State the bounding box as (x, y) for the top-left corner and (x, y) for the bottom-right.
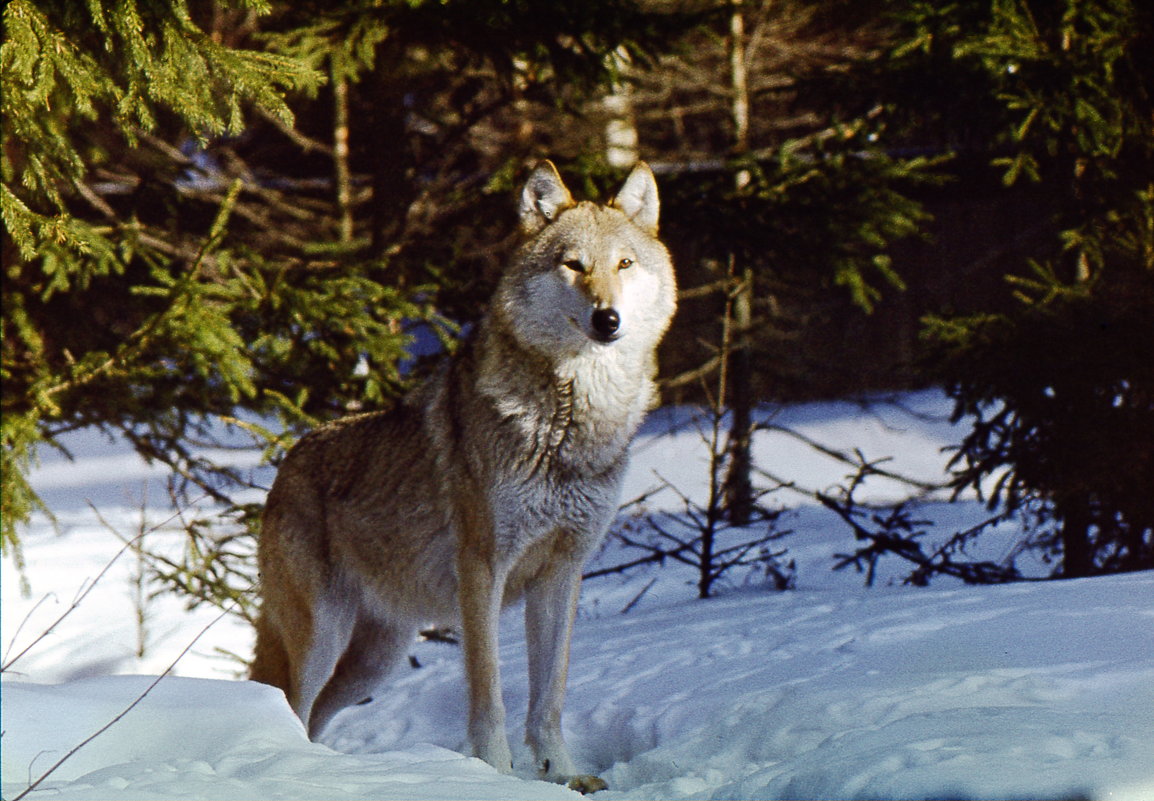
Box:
(4, 390), (1153, 800)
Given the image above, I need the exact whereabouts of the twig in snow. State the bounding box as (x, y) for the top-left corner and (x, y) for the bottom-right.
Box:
(756, 423), (945, 494)
(1, 593), (57, 675)
(3, 502), (201, 672)
(12, 604), (235, 801)
(619, 577), (658, 615)
(3, 527), (141, 673)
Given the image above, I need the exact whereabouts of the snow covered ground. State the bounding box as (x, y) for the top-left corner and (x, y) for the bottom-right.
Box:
(4, 390), (1153, 800)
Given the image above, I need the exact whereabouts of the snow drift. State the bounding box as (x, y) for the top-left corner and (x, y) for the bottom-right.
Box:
(4, 391), (1153, 799)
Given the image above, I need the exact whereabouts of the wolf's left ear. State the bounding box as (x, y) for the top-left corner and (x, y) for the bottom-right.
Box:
(611, 162), (660, 235)
(520, 161), (574, 235)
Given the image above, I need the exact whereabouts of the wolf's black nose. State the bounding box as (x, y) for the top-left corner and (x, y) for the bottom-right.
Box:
(591, 308), (620, 340)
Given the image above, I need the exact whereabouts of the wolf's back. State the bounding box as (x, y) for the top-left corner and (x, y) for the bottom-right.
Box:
(258, 393), (459, 612)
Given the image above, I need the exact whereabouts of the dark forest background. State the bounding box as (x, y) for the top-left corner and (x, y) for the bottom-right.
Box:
(4, 0), (1152, 582)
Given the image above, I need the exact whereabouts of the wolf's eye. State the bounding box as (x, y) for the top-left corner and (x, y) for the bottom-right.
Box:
(563, 259), (585, 273)
(618, 258), (634, 270)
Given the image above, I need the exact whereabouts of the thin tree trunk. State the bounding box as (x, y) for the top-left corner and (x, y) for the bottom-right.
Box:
(722, 1), (755, 524)
(729, 2), (750, 162)
(369, 43), (413, 260)
(332, 64), (353, 244)
(724, 264), (755, 524)
(1060, 498), (1093, 578)
(702, 258), (737, 598)
(603, 51), (638, 169)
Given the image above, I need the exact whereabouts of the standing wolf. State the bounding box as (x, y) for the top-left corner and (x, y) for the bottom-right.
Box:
(249, 161), (676, 790)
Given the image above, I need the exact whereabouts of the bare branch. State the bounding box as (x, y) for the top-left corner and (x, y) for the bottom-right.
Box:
(12, 605), (234, 801)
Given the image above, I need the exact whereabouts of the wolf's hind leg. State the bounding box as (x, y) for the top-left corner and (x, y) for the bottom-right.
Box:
(287, 591), (357, 737)
(308, 615), (415, 739)
(250, 584), (344, 734)
(249, 612), (292, 693)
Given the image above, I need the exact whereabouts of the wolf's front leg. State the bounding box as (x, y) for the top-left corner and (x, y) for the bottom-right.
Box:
(458, 551), (514, 773)
(524, 560), (607, 792)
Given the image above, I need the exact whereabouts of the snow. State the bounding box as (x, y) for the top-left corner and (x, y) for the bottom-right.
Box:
(2, 677), (578, 800)
(4, 390), (1153, 800)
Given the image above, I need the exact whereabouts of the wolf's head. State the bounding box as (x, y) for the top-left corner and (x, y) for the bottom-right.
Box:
(495, 161), (677, 360)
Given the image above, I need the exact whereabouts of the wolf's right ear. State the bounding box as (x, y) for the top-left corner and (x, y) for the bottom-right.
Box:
(611, 162), (660, 235)
(520, 161), (574, 235)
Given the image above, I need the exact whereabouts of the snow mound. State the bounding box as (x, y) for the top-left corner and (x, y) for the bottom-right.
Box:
(1, 676), (580, 800)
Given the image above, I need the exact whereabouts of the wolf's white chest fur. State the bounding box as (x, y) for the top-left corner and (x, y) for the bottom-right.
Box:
(482, 342), (647, 553)
(490, 340), (646, 466)
(560, 345), (649, 456)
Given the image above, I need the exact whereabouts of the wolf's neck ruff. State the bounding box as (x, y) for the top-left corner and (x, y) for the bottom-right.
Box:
(473, 310), (650, 479)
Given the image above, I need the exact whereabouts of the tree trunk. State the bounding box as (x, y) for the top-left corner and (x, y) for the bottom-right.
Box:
(722, 1), (755, 524)
(723, 265), (755, 524)
(369, 43), (414, 260)
(603, 54), (639, 169)
(728, 2), (750, 162)
(332, 64), (353, 244)
(1059, 497), (1094, 578)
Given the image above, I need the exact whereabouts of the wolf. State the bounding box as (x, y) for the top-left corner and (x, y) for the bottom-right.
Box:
(248, 160), (677, 791)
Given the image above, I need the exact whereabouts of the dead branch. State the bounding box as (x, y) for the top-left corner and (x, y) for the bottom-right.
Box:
(12, 605), (234, 801)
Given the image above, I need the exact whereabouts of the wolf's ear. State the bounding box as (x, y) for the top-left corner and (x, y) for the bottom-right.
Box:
(611, 162), (660, 235)
(520, 161), (574, 235)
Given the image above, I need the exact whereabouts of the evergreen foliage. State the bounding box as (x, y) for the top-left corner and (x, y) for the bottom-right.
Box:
(1, 0), (695, 566)
(2, 0), (320, 558)
(4, 0), (1150, 589)
(910, 0), (1154, 575)
(663, 124), (941, 316)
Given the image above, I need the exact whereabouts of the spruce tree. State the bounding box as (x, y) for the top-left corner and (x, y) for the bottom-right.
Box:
(2, 0), (322, 559)
(911, 0), (1154, 576)
(1, 0), (690, 587)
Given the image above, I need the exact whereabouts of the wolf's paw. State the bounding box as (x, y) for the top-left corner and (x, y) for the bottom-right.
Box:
(566, 775), (608, 794)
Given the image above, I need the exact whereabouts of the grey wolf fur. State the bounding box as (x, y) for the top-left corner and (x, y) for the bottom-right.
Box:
(249, 161), (677, 790)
